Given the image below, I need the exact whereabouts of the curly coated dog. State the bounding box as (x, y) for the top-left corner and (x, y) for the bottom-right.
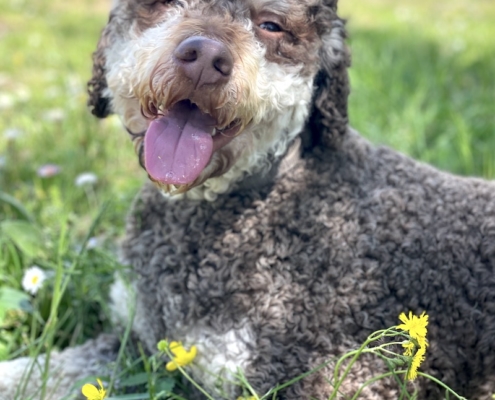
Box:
(2, 0), (495, 399)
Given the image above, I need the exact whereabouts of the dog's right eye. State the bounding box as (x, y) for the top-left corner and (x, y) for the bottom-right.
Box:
(259, 21), (282, 33)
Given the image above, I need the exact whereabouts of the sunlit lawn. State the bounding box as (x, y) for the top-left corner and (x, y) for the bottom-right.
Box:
(0, 0), (494, 397)
(340, 0), (495, 176)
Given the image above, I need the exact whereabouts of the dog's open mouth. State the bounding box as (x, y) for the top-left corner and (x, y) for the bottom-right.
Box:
(144, 100), (241, 187)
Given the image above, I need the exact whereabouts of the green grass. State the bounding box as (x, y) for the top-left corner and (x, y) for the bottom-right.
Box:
(340, 0), (495, 177)
(0, 0), (494, 398)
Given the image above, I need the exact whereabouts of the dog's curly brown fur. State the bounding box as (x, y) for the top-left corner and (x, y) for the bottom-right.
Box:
(98, 0), (495, 399)
(3, 1), (494, 399)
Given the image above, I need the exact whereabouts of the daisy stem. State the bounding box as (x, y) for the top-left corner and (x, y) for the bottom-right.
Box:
(29, 296), (39, 356)
(39, 216), (70, 399)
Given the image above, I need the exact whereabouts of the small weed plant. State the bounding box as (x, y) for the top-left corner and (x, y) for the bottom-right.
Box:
(76, 311), (468, 400)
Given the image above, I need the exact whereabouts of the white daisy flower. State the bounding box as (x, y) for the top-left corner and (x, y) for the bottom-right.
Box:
(86, 237), (99, 249)
(75, 172), (98, 187)
(4, 128), (23, 140)
(0, 93), (14, 110)
(15, 86), (31, 102)
(44, 108), (65, 122)
(22, 266), (46, 295)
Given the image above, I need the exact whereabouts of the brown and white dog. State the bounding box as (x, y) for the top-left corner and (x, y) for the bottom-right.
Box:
(2, 0), (495, 399)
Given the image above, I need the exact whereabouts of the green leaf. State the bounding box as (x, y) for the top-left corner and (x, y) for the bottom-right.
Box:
(0, 220), (45, 258)
(106, 394), (152, 400)
(0, 287), (31, 323)
(0, 192), (35, 223)
(155, 376), (175, 394)
(119, 372), (149, 387)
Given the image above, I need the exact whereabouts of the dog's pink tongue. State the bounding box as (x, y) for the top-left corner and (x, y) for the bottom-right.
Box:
(144, 101), (215, 185)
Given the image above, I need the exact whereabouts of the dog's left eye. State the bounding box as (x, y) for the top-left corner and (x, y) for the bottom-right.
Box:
(259, 21), (282, 33)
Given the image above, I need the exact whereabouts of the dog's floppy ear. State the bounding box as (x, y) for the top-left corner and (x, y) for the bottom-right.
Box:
(87, 15), (115, 119)
(306, 5), (351, 149)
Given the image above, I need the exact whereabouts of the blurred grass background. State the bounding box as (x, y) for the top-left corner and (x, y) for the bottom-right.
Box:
(342, 0), (495, 176)
(0, 0), (494, 374)
(0, 0), (494, 222)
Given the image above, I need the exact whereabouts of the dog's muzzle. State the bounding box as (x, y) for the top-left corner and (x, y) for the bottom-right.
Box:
(143, 37), (242, 188)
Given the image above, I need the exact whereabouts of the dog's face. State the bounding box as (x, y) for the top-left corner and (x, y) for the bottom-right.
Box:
(88, 0), (348, 200)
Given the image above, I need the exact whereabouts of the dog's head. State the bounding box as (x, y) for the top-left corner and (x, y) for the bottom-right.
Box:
(88, 0), (349, 199)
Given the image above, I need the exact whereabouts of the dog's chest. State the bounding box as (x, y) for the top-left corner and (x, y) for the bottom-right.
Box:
(125, 175), (370, 335)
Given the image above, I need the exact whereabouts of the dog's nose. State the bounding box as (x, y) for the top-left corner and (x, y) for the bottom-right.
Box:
(174, 36), (233, 87)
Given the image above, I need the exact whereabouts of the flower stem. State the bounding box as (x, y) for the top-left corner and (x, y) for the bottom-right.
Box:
(329, 328), (399, 399)
(175, 364), (216, 400)
(416, 372), (468, 400)
(350, 370), (413, 400)
(161, 346), (215, 400)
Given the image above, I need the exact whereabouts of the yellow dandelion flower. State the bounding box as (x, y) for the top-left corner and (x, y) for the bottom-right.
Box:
(165, 341), (197, 371)
(415, 334), (428, 349)
(397, 311), (428, 344)
(237, 397), (256, 400)
(402, 341), (415, 357)
(397, 311), (429, 380)
(407, 344), (426, 380)
(81, 378), (106, 400)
